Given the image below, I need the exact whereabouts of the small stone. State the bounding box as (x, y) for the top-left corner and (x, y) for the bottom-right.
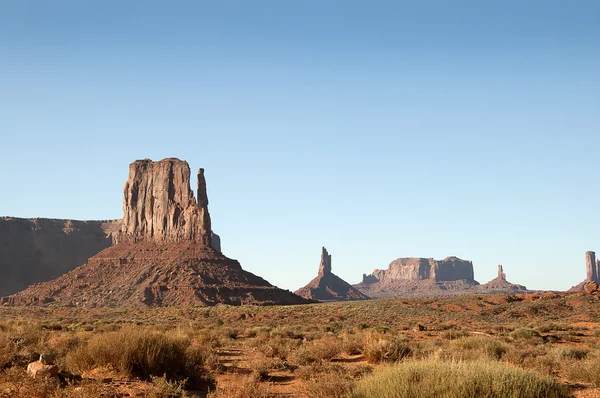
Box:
(27, 361), (58, 379)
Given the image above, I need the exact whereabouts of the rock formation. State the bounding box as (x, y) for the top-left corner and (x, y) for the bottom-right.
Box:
(497, 265), (506, 280)
(586, 251), (599, 282)
(477, 264), (528, 293)
(354, 256), (479, 298)
(570, 251), (600, 292)
(116, 159), (212, 245)
(294, 247), (370, 301)
(3, 158), (311, 307)
(0, 217), (120, 296)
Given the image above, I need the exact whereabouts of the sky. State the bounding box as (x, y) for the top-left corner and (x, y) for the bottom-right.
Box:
(1, 1), (599, 292)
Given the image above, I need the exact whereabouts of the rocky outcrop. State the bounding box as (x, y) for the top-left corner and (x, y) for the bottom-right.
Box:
(116, 159), (212, 245)
(0, 218), (120, 296)
(295, 247), (370, 301)
(4, 158), (311, 307)
(586, 251), (599, 282)
(354, 256), (479, 298)
(477, 265), (528, 293)
(570, 251), (600, 292)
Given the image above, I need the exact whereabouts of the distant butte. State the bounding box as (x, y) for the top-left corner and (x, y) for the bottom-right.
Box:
(2, 158), (311, 307)
(354, 256), (479, 298)
(294, 247), (370, 302)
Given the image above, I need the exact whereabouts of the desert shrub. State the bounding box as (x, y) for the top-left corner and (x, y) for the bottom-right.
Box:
(509, 327), (541, 340)
(552, 346), (588, 360)
(341, 332), (364, 355)
(564, 353), (600, 386)
(194, 328), (226, 349)
(350, 359), (570, 398)
(65, 325), (205, 381)
(534, 322), (572, 333)
(289, 344), (320, 366)
(303, 371), (353, 398)
(257, 336), (299, 360)
(308, 335), (343, 361)
(363, 333), (411, 363)
(0, 367), (59, 398)
(440, 330), (469, 340)
(147, 375), (186, 398)
(207, 374), (272, 398)
(249, 353), (286, 380)
(448, 336), (508, 360)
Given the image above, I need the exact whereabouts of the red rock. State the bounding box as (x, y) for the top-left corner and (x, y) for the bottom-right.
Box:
(355, 256), (479, 298)
(295, 247), (370, 302)
(5, 158), (312, 307)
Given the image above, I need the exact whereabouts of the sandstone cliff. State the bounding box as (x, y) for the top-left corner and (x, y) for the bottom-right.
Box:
(4, 158), (310, 307)
(294, 247), (370, 302)
(355, 256), (479, 298)
(0, 217), (120, 296)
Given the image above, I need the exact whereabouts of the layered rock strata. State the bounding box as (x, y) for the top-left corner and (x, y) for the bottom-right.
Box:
(295, 247), (370, 301)
(355, 256), (479, 298)
(4, 158), (310, 307)
(0, 217), (120, 296)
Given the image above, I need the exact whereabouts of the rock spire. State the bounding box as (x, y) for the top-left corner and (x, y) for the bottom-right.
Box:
(318, 247), (332, 276)
(497, 265), (506, 280)
(586, 251), (598, 282)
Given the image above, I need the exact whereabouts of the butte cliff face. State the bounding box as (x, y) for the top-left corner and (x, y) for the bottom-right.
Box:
(4, 158), (311, 307)
(0, 218), (120, 296)
(355, 256), (479, 298)
(294, 247), (370, 302)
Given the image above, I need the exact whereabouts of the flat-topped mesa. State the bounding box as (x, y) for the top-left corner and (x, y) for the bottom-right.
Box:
(586, 251), (598, 282)
(318, 247), (332, 276)
(498, 265), (506, 280)
(117, 158), (212, 246)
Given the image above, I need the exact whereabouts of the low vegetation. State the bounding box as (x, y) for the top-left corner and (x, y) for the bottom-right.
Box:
(0, 292), (598, 396)
(350, 359), (570, 398)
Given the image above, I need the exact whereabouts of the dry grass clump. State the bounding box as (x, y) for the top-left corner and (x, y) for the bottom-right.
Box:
(0, 367), (59, 398)
(350, 359), (570, 398)
(363, 333), (411, 363)
(303, 371), (353, 398)
(562, 351), (600, 386)
(207, 374), (272, 398)
(65, 325), (206, 382)
(445, 335), (508, 361)
(340, 332), (364, 355)
(509, 327), (542, 342)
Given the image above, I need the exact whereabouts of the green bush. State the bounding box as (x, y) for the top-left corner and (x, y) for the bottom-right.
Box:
(350, 359), (570, 398)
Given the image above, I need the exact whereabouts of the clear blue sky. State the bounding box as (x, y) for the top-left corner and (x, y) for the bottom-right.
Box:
(1, 1), (599, 292)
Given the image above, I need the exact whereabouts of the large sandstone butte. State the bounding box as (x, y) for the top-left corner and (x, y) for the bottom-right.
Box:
(3, 158), (310, 307)
(0, 218), (121, 296)
(477, 265), (528, 293)
(294, 247), (370, 302)
(570, 251), (600, 292)
(355, 256), (479, 298)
